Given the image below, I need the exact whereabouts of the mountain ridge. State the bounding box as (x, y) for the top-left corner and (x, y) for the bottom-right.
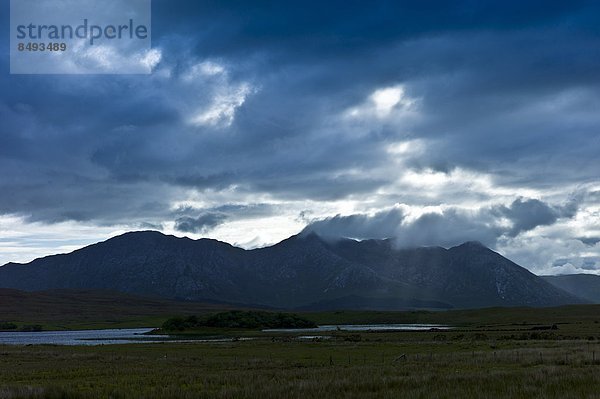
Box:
(0, 230), (586, 310)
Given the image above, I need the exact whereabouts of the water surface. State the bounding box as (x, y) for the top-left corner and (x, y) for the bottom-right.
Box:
(264, 324), (449, 333)
(0, 328), (167, 346)
(0, 324), (450, 346)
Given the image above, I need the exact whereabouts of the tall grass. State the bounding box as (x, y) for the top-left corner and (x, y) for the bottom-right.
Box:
(0, 336), (599, 398)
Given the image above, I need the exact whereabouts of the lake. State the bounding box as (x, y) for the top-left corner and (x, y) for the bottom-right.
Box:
(263, 324), (449, 333)
(0, 328), (169, 346)
(0, 324), (450, 346)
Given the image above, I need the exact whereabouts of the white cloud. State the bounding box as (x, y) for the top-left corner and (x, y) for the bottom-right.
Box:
(345, 84), (418, 120)
(139, 49), (163, 71)
(190, 82), (253, 127)
(499, 235), (600, 276)
(45, 41), (162, 74)
(371, 86), (409, 117)
(171, 60), (257, 128)
(385, 139), (425, 156)
(0, 215), (127, 265)
(182, 61), (226, 80)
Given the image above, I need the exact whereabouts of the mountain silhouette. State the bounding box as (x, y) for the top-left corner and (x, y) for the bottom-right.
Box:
(0, 231), (585, 310)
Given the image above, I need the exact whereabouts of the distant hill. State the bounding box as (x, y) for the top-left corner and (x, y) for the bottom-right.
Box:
(0, 231), (585, 310)
(0, 288), (230, 327)
(542, 274), (600, 303)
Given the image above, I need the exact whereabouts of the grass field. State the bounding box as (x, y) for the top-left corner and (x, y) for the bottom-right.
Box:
(1, 305), (599, 398)
(0, 335), (599, 398)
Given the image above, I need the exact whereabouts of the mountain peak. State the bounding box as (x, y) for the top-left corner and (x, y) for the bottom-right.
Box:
(110, 230), (170, 240)
(276, 231), (329, 248)
(453, 241), (487, 250)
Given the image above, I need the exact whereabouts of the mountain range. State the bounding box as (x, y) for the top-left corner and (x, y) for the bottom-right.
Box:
(542, 274), (600, 303)
(0, 231), (588, 310)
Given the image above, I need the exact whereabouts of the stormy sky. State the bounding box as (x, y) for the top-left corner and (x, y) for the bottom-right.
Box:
(0, 1), (599, 275)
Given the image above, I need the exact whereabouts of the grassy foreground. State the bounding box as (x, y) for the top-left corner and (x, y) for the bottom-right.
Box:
(1, 332), (599, 398)
(0, 305), (599, 398)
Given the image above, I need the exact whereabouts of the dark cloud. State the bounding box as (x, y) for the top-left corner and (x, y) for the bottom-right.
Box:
(305, 197), (581, 248)
(578, 237), (600, 246)
(0, 0), (598, 276)
(174, 213), (228, 234)
(304, 207), (501, 248)
(494, 198), (577, 237)
(172, 203), (279, 234)
(2, 3), (599, 213)
(582, 259), (598, 270)
(151, 0), (594, 61)
(394, 209), (503, 248)
(302, 208), (406, 240)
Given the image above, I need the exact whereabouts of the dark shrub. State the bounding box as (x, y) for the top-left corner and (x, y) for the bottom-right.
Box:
(20, 325), (42, 332)
(162, 311), (317, 331)
(0, 322), (18, 330)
